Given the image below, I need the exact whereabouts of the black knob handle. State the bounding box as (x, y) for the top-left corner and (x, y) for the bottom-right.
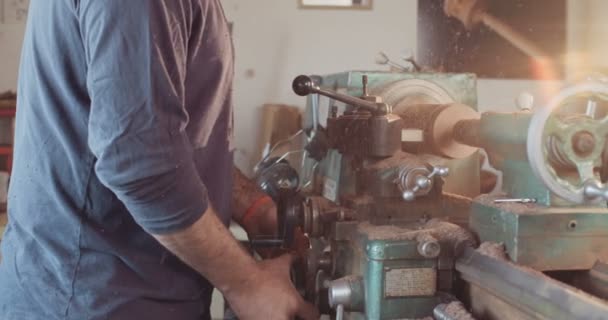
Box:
(291, 75), (389, 115)
(293, 75), (315, 96)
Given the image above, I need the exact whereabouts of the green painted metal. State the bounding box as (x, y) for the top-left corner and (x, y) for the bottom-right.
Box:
(500, 160), (552, 205)
(469, 110), (608, 271)
(475, 110), (608, 206)
(477, 112), (552, 205)
(332, 222), (443, 319)
(471, 195), (608, 271)
(320, 71), (478, 109)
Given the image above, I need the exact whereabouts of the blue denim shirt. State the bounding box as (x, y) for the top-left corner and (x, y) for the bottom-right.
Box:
(0, 0), (234, 319)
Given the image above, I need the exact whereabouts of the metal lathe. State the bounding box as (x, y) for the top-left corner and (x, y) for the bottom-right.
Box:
(252, 68), (608, 320)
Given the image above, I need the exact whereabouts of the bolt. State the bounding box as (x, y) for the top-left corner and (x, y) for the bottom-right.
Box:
(418, 241), (441, 258)
(572, 131), (596, 157)
(277, 179), (293, 189)
(318, 254), (332, 271)
(362, 75), (369, 97)
(331, 105), (338, 118)
(516, 92), (535, 111)
(568, 220), (578, 230)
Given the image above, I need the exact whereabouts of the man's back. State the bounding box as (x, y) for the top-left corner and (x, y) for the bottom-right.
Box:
(0, 1), (234, 319)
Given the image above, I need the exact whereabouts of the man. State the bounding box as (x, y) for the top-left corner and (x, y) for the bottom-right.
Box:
(0, 1), (317, 319)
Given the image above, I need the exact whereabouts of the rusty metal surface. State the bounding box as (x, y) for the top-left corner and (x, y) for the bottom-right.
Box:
(553, 261), (608, 301)
(466, 285), (542, 320)
(457, 247), (608, 320)
(371, 192), (473, 227)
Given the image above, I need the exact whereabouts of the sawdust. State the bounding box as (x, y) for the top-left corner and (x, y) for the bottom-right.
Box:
(358, 219), (476, 251)
(425, 219), (476, 247)
(358, 223), (422, 241)
(366, 151), (424, 170)
(440, 301), (476, 320)
(442, 192), (474, 207)
(476, 242), (509, 261)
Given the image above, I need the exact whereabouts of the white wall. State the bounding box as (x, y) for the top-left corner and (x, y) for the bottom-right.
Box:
(222, 0), (418, 171)
(222, 0), (599, 172)
(0, 1), (606, 173)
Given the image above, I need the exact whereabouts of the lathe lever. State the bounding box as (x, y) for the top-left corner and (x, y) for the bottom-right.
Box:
(292, 75), (390, 115)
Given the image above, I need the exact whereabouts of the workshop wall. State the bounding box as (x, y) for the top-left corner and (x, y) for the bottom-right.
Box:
(222, 0), (418, 171)
(0, 0), (604, 174)
(222, 0), (582, 173)
(566, 0), (608, 80)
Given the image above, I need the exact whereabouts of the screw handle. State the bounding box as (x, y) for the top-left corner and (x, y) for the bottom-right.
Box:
(401, 166), (449, 202)
(584, 182), (608, 202)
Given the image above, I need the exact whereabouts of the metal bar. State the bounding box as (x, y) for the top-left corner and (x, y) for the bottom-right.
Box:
(456, 248), (608, 320)
(311, 86), (379, 113)
(248, 238), (283, 248)
(335, 304), (344, 320)
(311, 94), (319, 132)
(293, 75), (379, 112)
(493, 198), (537, 204)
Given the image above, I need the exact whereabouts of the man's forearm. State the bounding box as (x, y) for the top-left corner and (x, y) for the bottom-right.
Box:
(154, 207), (319, 320)
(153, 208), (258, 296)
(232, 166), (274, 225)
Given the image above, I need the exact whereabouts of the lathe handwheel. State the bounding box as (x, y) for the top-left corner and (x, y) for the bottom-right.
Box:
(527, 82), (608, 204)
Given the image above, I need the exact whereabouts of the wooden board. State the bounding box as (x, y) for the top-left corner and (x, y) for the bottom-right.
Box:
(256, 104), (302, 163)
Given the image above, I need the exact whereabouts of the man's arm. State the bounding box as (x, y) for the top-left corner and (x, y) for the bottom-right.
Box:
(156, 207), (257, 295)
(79, 1), (316, 319)
(154, 207), (317, 320)
(232, 166), (277, 236)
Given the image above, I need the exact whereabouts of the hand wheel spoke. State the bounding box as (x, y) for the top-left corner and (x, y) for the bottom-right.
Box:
(545, 116), (571, 141)
(575, 160), (598, 184)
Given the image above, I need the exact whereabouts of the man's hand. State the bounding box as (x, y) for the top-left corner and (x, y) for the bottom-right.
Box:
(224, 254), (319, 320)
(154, 209), (319, 320)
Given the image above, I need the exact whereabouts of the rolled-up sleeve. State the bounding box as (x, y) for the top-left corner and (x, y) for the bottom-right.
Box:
(80, 0), (208, 234)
